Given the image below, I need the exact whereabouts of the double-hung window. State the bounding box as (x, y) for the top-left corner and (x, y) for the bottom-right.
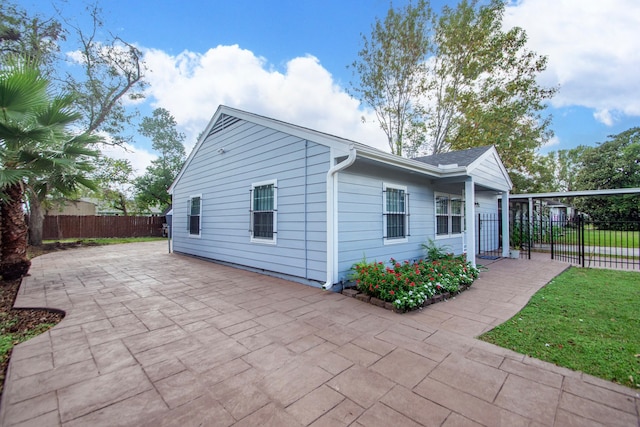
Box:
(436, 194), (464, 236)
(187, 195), (201, 237)
(383, 183), (409, 243)
(250, 180), (277, 243)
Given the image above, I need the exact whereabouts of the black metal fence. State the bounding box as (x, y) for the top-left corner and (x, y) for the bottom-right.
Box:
(477, 213), (532, 259)
(477, 214), (502, 259)
(549, 215), (639, 270)
(477, 212), (638, 268)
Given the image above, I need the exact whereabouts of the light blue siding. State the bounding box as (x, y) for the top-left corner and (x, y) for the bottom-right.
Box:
(336, 162), (435, 282)
(172, 119), (329, 284)
(471, 153), (510, 191)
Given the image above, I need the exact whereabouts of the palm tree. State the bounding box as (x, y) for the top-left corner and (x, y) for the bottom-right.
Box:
(0, 60), (98, 279)
(26, 131), (99, 246)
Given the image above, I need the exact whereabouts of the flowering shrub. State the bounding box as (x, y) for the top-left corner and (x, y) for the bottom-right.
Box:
(351, 255), (480, 311)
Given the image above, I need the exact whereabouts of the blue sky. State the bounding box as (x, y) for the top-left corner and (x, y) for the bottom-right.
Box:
(15, 0), (640, 173)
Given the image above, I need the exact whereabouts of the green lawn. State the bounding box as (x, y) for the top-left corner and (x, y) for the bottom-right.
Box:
(479, 267), (640, 389)
(43, 237), (165, 245)
(555, 227), (639, 247)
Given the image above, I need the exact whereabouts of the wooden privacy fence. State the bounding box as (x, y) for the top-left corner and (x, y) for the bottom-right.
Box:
(43, 215), (166, 240)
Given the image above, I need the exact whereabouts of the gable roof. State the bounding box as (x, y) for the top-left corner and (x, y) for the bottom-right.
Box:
(170, 105), (512, 193)
(413, 146), (493, 167)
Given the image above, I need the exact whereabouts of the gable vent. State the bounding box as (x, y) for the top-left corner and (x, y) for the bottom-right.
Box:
(207, 114), (241, 138)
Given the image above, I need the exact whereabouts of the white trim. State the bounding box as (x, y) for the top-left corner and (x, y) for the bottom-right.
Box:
(466, 145), (513, 190)
(501, 191), (510, 257)
(383, 182), (408, 245)
(465, 179), (476, 267)
(323, 144), (356, 290)
(509, 188), (640, 199)
(170, 106), (504, 195)
(187, 194), (202, 238)
(250, 179), (277, 245)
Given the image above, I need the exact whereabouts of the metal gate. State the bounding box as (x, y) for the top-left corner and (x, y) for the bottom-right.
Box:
(549, 215), (639, 269)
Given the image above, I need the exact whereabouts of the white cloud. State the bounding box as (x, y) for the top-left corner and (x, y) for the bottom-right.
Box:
(142, 45), (388, 153)
(504, 0), (640, 124)
(593, 109), (615, 126)
(541, 134), (560, 149)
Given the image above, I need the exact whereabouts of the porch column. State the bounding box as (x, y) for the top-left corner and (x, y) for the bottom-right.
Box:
(465, 178), (476, 267)
(502, 191), (510, 257)
(528, 197), (534, 251)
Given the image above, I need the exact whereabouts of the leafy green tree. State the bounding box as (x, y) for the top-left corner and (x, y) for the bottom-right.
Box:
(351, 0), (556, 173)
(513, 146), (588, 194)
(0, 60), (98, 278)
(1, 1), (146, 244)
(350, 0), (432, 156)
(431, 0), (556, 173)
(62, 5), (146, 144)
(134, 108), (186, 212)
(573, 128), (640, 227)
(1, 2), (146, 142)
(87, 156), (136, 216)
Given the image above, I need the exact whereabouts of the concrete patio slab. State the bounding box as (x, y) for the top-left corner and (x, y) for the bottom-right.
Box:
(1, 242), (638, 426)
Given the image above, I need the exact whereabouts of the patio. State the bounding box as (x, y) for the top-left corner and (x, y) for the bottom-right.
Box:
(1, 241), (638, 426)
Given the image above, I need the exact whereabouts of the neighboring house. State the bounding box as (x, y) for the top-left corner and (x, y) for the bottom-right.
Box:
(169, 106), (512, 290)
(46, 199), (97, 216)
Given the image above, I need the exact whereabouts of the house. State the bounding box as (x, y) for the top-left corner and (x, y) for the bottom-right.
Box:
(46, 199), (97, 216)
(169, 106), (512, 290)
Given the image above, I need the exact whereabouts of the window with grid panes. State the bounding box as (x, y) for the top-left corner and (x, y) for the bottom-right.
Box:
(384, 184), (408, 241)
(436, 194), (464, 236)
(187, 196), (201, 236)
(436, 195), (449, 235)
(251, 181), (276, 241)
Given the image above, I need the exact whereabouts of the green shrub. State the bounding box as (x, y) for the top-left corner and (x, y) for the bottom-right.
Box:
(421, 239), (450, 261)
(351, 255), (479, 311)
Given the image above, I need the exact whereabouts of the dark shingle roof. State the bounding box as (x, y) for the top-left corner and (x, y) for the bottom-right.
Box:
(413, 146), (493, 167)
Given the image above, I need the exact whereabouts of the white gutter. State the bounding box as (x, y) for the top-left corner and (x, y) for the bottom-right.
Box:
(323, 143), (356, 290)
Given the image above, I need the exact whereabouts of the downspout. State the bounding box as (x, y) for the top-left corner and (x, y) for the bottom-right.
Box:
(323, 143), (356, 290)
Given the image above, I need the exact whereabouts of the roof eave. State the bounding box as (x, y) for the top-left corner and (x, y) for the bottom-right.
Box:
(354, 145), (467, 178)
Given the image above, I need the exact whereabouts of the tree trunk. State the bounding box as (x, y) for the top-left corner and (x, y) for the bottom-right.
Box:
(0, 183), (31, 280)
(28, 193), (45, 246)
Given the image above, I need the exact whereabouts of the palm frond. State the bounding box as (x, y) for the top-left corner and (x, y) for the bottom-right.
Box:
(0, 60), (48, 120)
(0, 168), (29, 189)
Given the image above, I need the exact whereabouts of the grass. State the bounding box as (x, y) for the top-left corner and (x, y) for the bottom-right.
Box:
(554, 227), (639, 247)
(43, 236), (165, 245)
(0, 320), (58, 366)
(479, 267), (640, 389)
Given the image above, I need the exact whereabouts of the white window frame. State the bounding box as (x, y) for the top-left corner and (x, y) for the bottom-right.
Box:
(435, 193), (464, 238)
(383, 183), (409, 245)
(250, 179), (277, 245)
(187, 194), (202, 238)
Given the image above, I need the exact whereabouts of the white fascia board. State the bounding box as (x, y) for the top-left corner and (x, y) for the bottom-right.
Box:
(466, 145), (513, 190)
(354, 144), (466, 178)
(168, 105), (227, 194)
(510, 188), (640, 199)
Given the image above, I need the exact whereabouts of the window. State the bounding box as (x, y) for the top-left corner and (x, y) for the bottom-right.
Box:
(436, 194), (464, 236)
(187, 195), (201, 237)
(251, 180), (277, 243)
(383, 183), (409, 243)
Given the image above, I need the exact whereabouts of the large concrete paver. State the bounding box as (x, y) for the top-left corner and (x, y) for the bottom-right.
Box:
(1, 242), (638, 426)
